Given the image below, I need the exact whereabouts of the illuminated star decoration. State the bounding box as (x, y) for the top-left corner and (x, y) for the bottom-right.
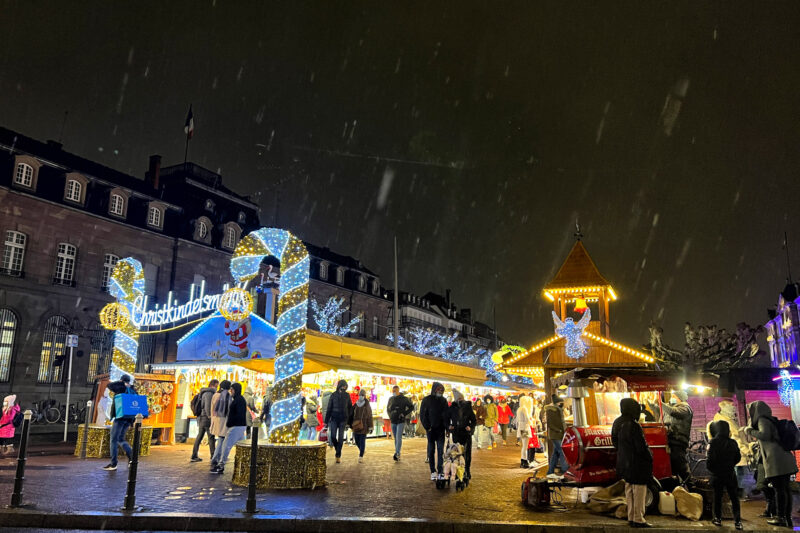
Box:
(552, 308), (591, 359)
(106, 258), (146, 380)
(231, 228), (309, 444)
(779, 369), (794, 406)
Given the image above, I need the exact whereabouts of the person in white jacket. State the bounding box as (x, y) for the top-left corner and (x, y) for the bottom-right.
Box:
(517, 395), (534, 468)
(707, 400), (749, 492)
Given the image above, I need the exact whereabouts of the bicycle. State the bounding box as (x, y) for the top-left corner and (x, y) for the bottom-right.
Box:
(30, 399), (61, 424)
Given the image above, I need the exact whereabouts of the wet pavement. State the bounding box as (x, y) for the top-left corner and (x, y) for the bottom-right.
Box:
(0, 435), (791, 531)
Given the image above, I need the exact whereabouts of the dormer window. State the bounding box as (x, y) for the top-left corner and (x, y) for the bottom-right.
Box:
(108, 189), (128, 218)
(199, 221), (208, 239)
(147, 203), (164, 229)
(15, 163), (33, 187)
(12, 156), (41, 190)
(336, 267), (345, 285)
(222, 222), (241, 250)
(372, 280), (380, 295)
(65, 180), (81, 203)
(238, 211), (246, 224)
(205, 199), (215, 212)
(195, 216), (212, 243)
(319, 262), (328, 280)
(358, 275), (366, 291)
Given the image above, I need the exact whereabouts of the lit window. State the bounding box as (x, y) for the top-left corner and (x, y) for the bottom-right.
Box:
(198, 221), (208, 239)
(147, 206), (162, 228)
(109, 193), (125, 216)
(319, 263), (328, 280)
(102, 254), (119, 291)
(224, 226), (236, 249)
(14, 163), (33, 187)
(38, 316), (67, 383)
(1, 231), (26, 275)
(372, 316), (378, 338)
(358, 276), (366, 291)
(0, 308), (18, 382)
(54, 243), (77, 285)
(65, 180), (82, 202)
(336, 268), (344, 285)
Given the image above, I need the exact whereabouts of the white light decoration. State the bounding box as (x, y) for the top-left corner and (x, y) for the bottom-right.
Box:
(311, 296), (360, 335)
(552, 308), (591, 359)
(779, 369), (794, 406)
(107, 257), (146, 380)
(231, 228), (309, 444)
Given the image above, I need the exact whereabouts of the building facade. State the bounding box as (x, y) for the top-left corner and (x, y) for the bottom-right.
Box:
(765, 282), (800, 368)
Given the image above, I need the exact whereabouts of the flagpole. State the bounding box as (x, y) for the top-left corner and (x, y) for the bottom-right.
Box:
(183, 134), (189, 168)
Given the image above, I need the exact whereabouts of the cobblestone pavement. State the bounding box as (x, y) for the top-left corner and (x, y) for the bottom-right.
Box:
(0, 435), (789, 530)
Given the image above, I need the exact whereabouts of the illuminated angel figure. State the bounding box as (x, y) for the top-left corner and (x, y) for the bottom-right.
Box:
(552, 308), (591, 359)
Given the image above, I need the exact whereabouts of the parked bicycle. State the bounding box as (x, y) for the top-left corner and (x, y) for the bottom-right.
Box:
(30, 399), (61, 424)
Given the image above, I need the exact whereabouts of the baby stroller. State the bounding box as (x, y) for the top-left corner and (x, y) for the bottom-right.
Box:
(439, 436), (467, 491)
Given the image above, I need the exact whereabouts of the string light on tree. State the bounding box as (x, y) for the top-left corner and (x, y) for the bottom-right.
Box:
(311, 297), (360, 335)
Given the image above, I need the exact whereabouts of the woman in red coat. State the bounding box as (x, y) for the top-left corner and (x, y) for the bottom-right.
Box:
(497, 397), (513, 445)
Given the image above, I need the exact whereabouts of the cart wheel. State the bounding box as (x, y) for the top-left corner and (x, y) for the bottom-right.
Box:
(646, 480), (661, 511)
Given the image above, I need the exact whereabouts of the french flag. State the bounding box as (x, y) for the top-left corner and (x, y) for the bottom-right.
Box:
(184, 105), (194, 139)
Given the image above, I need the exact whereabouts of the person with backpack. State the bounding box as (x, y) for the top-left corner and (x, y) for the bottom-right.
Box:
(744, 401), (798, 528)
(209, 380), (232, 471)
(103, 374), (137, 471)
(448, 389), (476, 482)
(0, 394), (21, 455)
(611, 398), (653, 529)
(707, 420), (743, 530)
(190, 379), (219, 463)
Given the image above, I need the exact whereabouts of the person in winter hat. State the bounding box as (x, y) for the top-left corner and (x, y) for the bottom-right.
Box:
(448, 389), (476, 480)
(190, 379), (219, 462)
(707, 420), (742, 529)
(0, 395), (21, 455)
(324, 379), (352, 463)
(611, 398), (653, 529)
(472, 398), (487, 449)
(483, 394), (499, 449)
(420, 382), (449, 480)
(649, 390), (693, 480)
(706, 400), (748, 492)
(744, 401), (797, 528)
(350, 388), (373, 462)
(302, 396), (320, 441)
(497, 397), (512, 445)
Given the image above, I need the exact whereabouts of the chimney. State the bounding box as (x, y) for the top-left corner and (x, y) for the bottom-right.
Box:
(146, 154), (161, 189)
(445, 289), (451, 308)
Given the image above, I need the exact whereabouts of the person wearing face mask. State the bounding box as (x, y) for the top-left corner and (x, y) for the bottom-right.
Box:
(472, 398), (486, 449)
(706, 400), (748, 494)
(483, 395), (499, 449)
(497, 397), (512, 445)
(387, 385), (414, 461)
(350, 388), (373, 463)
(540, 394), (569, 478)
(324, 379), (353, 464)
(1, 395), (21, 455)
(420, 382), (449, 481)
(448, 390), (476, 482)
(649, 390), (693, 480)
(211, 382), (248, 475)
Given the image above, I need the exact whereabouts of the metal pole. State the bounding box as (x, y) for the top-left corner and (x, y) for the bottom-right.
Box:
(9, 410), (33, 508)
(63, 345), (74, 441)
(245, 424), (259, 513)
(123, 414), (143, 511)
(393, 236), (399, 348)
(79, 400), (93, 460)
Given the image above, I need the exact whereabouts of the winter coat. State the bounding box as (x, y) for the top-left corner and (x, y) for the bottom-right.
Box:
(387, 394), (414, 424)
(0, 395), (20, 439)
(449, 400), (476, 445)
(745, 401), (798, 479)
(243, 388), (258, 427)
(350, 401), (373, 435)
(541, 403), (566, 441)
(706, 403), (748, 467)
(260, 396), (272, 426)
(483, 397), (499, 427)
(197, 387), (216, 418)
(324, 380), (352, 424)
(420, 382), (449, 432)
(658, 401), (693, 448)
(210, 390), (231, 437)
(497, 402), (512, 425)
(611, 398), (653, 485)
(516, 406), (533, 439)
(473, 404), (487, 426)
(305, 399), (320, 429)
(321, 391), (332, 419)
(226, 395), (248, 428)
(706, 420), (741, 480)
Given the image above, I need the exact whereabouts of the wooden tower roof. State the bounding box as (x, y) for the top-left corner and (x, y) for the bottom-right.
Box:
(544, 240), (611, 291)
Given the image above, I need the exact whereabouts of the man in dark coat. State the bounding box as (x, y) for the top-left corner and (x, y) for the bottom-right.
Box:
(387, 385), (414, 461)
(649, 390), (693, 480)
(541, 394), (568, 476)
(611, 398), (653, 528)
(420, 381), (449, 480)
(103, 374), (138, 471)
(707, 420), (742, 529)
(323, 379), (352, 463)
(448, 389), (477, 480)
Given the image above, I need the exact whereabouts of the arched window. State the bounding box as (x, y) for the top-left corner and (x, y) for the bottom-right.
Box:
(54, 243), (77, 285)
(38, 315), (68, 383)
(319, 262), (328, 280)
(2, 230), (27, 275)
(147, 205), (162, 228)
(102, 254), (119, 290)
(87, 324), (112, 383)
(109, 193), (125, 216)
(198, 220), (208, 239)
(0, 308), (18, 382)
(372, 280), (380, 295)
(358, 312), (365, 335)
(358, 276), (366, 291)
(65, 180), (82, 203)
(14, 163), (33, 187)
(372, 316), (379, 338)
(224, 226), (236, 249)
(336, 267), (345, 285)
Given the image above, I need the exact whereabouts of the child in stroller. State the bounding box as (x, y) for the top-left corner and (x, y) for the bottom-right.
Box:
(440, 437), (468, 491)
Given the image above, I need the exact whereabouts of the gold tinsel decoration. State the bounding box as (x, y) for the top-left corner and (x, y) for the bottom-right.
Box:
(217, 287), (254, 322)
(231, 441), (326, 489)
(99, 302), (130, 330)
(74, 424), (152, 458)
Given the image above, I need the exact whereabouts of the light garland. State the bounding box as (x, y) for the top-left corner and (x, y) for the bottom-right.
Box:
(106, 258), (145, 380)
(553, 308), (591, 359)
(231, 228), (309, 444)
(218, 287), (254, 321)
(311, 296), (360, 335)
(779, 369), (794, 406)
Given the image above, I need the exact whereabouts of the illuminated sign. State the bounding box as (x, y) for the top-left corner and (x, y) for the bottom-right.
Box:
(130, 281), (233, 329)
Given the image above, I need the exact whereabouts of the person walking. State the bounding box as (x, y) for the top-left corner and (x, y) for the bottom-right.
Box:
(516, 395), (534, 468)
(405, 394), (418, 438)
(541, 394), (569, 477)
(209, 380), (232, 471)
(350, 388), (373, 462)
(448, 390), (476, 481)
(302, 396), (320, 440)
(103, 375), (137, 471)
(497, 397), (512, 445)
(190, 379), (219, 462)
(649, 390), (693, 481)
(320, 390), (333, 447)
(420, 382), (449, 481)
(260, 387), (272, 440)
(324, 379), (352, 464)
(745, 401), (797, 528)
(211, 383), (248, 474)
(707, 420), (743, 530)
(243, 386), (258, 439)
(472, 398), (487, 449)
(483, 394), (499, 449)
(611, 398), (653, 529)
(0, 394), (21, 455)
(387, 385), (414, 461)
(707, 400), (749, 494)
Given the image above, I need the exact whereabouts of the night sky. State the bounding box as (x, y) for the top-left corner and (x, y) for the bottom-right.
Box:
(2, 2), (800, 348)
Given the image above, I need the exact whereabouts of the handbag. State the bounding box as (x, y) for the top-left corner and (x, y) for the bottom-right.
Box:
(115, 391), (149, 419)
(351, 419), (365, 432)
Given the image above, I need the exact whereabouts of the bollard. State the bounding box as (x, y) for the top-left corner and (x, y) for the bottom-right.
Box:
(122, 414), (143, 512)
(9, 410), (33, 508)
(244, 426), (259, 513)
(79, 400), (93, 460)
